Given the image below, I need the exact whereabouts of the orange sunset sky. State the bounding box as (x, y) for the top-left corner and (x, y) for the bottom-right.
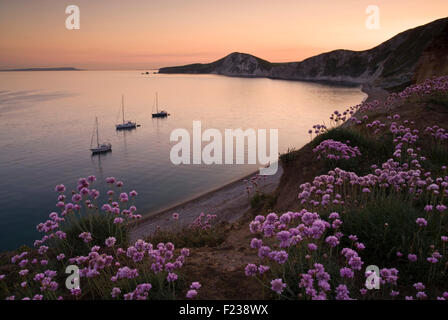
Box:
(0, 0), (447, 70)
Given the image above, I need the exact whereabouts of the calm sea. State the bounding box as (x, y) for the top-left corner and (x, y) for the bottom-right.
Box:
(0, 70), (366, 250)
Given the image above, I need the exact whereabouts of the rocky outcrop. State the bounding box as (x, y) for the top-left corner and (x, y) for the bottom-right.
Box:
(159, 18), (448, 91)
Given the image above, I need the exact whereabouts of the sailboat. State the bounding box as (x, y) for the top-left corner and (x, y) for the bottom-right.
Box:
(116, 95), (137, 130)
(152, 92), (169, 118)
(90, 117), (112, 154)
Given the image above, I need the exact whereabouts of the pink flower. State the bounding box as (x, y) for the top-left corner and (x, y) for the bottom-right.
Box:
(245, 264), (258, 276)
(114, 218), (124, 224)
(167, 273), (178, 282)
(270, 278), (286, 294)
(340, 267), (354, 279)
(413, 282), (425, 291)
(119, 193), (129, 203)
(250, 238), (263, 249)
(105, 237), (117, 247)
(258, 265), (270, 275)
(190, 282), (201, 290)
(408, 254), (417, 262)
(335, 284), (351, 300)
(71, 194), (82, 202)
(79, 232), (92, 243)
(106, 177), (116, 184)
(390, 290), (399, 297)
(19, 269), (29, 276)
(325, 236), (339, 247)
(416, 291), (427, 299)
(55, 184), (66, 193)
(111, 287), (121, 298)
(186, 289), (198, 299)
(70, 288), (82, 296)
(416, 218), (427, 227)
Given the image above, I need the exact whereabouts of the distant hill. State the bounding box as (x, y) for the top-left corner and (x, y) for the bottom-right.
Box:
(0, 67), (80, 72)
(159, 17), (448, 91)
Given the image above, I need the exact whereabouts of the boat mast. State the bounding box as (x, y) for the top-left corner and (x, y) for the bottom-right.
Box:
(156, 92), (158, 113)
(122, 95), (125, 124)
(96, 117), (100, 147)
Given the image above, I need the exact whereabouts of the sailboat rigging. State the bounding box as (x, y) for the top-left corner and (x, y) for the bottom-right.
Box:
(90, 117), (112, 154)
(152, 92), (169, 118)
(116, 95), (137, 130)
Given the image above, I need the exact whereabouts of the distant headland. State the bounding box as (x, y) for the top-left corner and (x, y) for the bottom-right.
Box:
(159, 17), (448, 92)
(0, 67), (80, 72)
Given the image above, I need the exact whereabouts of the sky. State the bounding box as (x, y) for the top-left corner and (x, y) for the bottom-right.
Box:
(0, 0), (447, 69)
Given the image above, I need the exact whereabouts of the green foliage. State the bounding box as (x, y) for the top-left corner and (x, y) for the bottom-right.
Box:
(335, 193), (448, 285)
(250, 193), (276, 211)
(148, 223), (227, 248)
(421, 143), (448, 176)
(83, 266), (186, 300)
(55, 213), (128, 257)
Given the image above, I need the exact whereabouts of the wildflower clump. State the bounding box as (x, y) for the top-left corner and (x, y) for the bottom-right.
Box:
(245, 76), (448, 300)
(1, 176), (200, 300)
(313, 139), (361, 161)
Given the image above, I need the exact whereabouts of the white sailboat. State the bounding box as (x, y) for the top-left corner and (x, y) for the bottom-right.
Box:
(90, 117), (112, 154)
(116, 95), (137, 130)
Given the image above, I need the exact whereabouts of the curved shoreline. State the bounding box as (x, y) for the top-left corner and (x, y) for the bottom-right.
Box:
(130, 85), (375, 242)
(130, 165), (283, 242)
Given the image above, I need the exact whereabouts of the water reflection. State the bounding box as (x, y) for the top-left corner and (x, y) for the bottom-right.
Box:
(0, 70), (366, 250)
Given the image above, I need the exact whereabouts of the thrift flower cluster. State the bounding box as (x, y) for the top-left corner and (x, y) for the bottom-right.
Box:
(246, 76), (448, 300)
(1, 176), (201, 300)
(313, 139), (361, 161)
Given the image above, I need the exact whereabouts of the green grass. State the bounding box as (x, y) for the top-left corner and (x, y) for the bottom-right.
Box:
(147, 223), (228, 248)
(250, 193), (277, 211)
(325, 193), (448, 285)
(55, 213), (128, 257)
(420, 142), (448, 176)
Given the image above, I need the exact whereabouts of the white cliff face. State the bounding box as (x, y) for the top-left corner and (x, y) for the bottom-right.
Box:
(159, 18), (448, 90)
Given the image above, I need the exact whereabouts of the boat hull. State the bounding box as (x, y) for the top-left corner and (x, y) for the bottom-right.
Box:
(152, 113), (168, 118)
(90, 143), (112, 154)
(116, 123), (137, 130)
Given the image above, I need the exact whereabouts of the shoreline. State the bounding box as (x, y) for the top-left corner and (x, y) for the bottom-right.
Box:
(131, 85), (377, 242)
(130, 165), (283, 242)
